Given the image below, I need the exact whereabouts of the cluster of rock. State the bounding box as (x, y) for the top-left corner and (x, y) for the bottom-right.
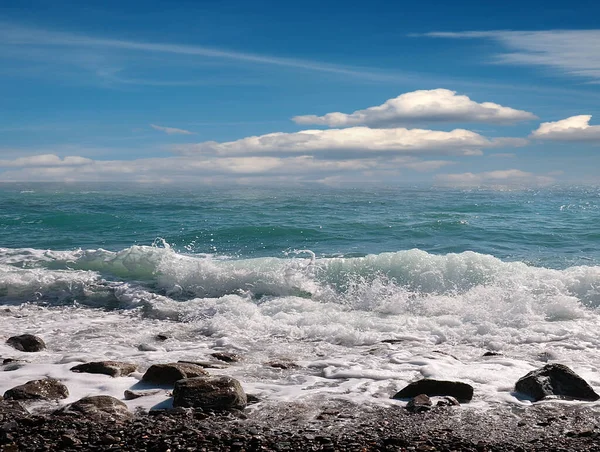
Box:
(2, 334), (249, 422)
(4, 333), (600, 423)
(392, 362), (600, 413)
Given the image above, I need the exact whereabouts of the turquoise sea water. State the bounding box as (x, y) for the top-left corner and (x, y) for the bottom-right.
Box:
(1, 183), (598, 269)
(2, 183), (600, 409)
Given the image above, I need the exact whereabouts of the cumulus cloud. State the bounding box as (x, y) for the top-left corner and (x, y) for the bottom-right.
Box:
(530, 115), (600, 141)
(293, 89), (536, 127)
(150, 124), (194, 135)
(174, 126), (527, 157)
(436, 169), (555, 187)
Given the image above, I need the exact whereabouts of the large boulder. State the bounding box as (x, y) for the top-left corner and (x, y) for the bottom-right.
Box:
(57, 395), (131, 421)
(70, 361), (137, 377)
(515, 363), (599, 402)
(392, 379), (474, 403)
(172, 376), (247, 410)
(142, 363), (209, 385)
(6, 334), (46, 352)
(4, 378), (69, 401)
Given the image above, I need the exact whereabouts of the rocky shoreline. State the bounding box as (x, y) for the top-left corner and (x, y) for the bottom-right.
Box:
(3, 400), (600, 451)
(3, 334), (600, 451)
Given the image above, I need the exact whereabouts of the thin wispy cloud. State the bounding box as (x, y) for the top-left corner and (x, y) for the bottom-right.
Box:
(150, 124), (195, 135)
(421, 30), (600, 83)
(436, 169), (556, 187)
(0, 23), (403, 83)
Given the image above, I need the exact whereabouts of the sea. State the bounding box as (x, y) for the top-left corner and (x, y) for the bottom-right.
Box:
(1, 183), (600, 413)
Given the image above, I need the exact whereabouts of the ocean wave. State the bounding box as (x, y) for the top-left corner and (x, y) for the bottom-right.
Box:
(1, 244), (599, 319)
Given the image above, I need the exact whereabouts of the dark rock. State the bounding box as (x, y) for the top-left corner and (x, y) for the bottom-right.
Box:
(515, 363), (600, 402)
(57, 395), (132, 421)
(0, 400), (28, 419)
(6, 334), (46, 352)
(381, 339), (406, 344)
(246, 394), (260, 404)
(177, 360), (227, 369)
(142, 362), (209, 385)
(124, 389), (163, 400)
(155, 333), (171, 341)
(406, 394), (432, 413)
(265, 361), (299, 370)
(392, 379), (474, 403)
(2, 358), (27, 365)
(172, 376), (247, 410)
(70, 361), (138, 377)
(483, 351), (503, 357)
(210, 352), (241, 363)
(436, 396), (460, 407)
(4, 378), (69, 401)
(137, 343), (159, 351)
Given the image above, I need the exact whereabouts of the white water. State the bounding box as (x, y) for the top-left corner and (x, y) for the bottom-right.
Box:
(1, 245), (600, 413)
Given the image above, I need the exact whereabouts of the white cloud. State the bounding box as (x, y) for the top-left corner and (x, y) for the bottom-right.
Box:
(531, 115), (600, 141)
(174, 126), (526, 157)
(0, 153), (457, 184)
(150, 124), (194, 135)
(436, 169), (555, 187)
(423, 30), (600, 83)
(0, 154), (93, 167)
(293, 89), (536, 127)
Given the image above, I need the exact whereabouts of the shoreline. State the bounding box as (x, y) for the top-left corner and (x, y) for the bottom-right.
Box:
(3, 400), (600, 451)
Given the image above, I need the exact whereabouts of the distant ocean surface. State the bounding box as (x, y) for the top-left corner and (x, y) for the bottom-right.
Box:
(1, 183), (600, 411)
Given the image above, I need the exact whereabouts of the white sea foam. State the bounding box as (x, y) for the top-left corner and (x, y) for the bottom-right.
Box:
(1, 246), (600, 413)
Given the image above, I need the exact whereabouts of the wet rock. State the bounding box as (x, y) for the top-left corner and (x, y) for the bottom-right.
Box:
(436, 396), (460, 407)
(138, 343), (159, 352)
(124, 389), (163, 400)
(406, 394), (432, 413)
(392, 379), (474, 403)
(70, 361), (138, 378)
(155, 333), (172, 341)
(515, 363), (600, 402)
(172, 376), (247, 410)
(142, 362), (209, 385)
(6, 334), (46, 352)
(265, 361), (300, 370)
(177, 360), (228, 369)
(57, 395), (132, 421)
(4, 378), (69, 401)
(483, 351), (503, 357)
(211, 352), (241, 363)
(0, 400), (28, 419)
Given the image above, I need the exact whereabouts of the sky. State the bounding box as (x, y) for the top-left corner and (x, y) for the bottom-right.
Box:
(1, 0), (600, 187)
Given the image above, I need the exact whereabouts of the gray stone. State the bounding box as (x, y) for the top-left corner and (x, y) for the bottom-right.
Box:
(142, 362), (209, 385)
(4, 378), (68, 401)
(406, 394), (432, 413)
(172, 376), (247, 410)
(436, 396), (460, 407)
(6, 334), (45, 352)
(57, 395), (131, 420)
(515, 363), (600, 402)
(210, 352), (241, 363)
(70, 361), (138, 377)
(392, 379), (474, 403)
(123, 389), (163, 400)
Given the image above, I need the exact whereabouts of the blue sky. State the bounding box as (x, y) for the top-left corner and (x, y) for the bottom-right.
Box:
(1, 0), (600, 186)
